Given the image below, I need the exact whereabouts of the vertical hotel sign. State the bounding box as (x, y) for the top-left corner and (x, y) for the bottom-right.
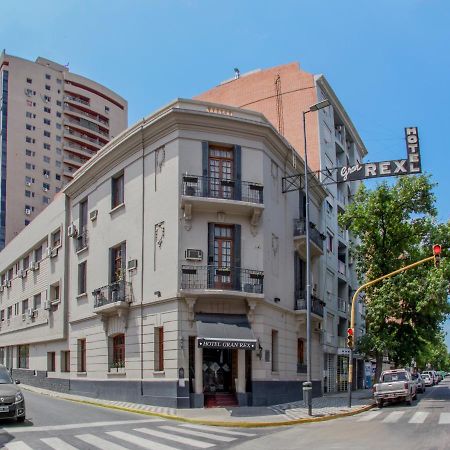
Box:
(337, 127), (422, 183)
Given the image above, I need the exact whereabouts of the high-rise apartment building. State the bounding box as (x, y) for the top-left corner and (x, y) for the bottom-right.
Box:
(196, 63), (369, 392)
(0, 52), (127, 248)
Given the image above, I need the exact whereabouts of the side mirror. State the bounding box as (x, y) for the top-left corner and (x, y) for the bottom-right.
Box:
(15, 380), (20, 384)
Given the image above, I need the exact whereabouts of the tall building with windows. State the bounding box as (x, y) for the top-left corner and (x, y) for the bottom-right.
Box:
(0, 52), (127, 248)
(196, 63), (368, 392)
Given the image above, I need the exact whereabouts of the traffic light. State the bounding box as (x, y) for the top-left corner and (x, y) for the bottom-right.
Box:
(433, 244), (442, 268)
(347, 327), (354, 349)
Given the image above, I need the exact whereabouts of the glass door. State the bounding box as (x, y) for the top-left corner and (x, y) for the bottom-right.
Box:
(214, 225), (233, 289)
(209, 146), (234, 199)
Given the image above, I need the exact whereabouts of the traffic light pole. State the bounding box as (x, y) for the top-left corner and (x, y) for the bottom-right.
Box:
(347, 254), (435, 408)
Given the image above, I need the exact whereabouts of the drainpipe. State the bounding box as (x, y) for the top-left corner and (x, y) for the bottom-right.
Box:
(140, 121), (145, 396)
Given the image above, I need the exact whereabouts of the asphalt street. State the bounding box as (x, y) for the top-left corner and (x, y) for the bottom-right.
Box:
(233, 378), (450, 450)
(0, 380), (448, 449)
(0, 390), (265, 449)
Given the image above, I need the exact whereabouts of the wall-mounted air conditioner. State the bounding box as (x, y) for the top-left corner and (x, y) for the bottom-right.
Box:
(30, 261), (39, 271)
(89, 210), (98, 221)
(67, 223), (78, 238)
(185, 249), (203, 261)
(127, 259), (138, 271)
(43, 301), (51, 311)
(27, 308), (34, 319)
(5, 280), (11, 288)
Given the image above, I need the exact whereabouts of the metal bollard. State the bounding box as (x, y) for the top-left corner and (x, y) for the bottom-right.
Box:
(303, 381), (313, 416)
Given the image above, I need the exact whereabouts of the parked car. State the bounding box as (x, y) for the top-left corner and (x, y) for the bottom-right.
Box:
(411, 372), (426, 393)
(373, 369), (416, 408)
(0, 365), (26, 422)
(422, 373), (433, 386)
(422, 370), (438, 385)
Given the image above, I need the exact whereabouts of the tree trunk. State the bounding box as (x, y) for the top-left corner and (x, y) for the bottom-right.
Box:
(375, 352), (384, 383)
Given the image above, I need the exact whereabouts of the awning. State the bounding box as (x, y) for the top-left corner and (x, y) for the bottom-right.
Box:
(196, 313), (257, 350)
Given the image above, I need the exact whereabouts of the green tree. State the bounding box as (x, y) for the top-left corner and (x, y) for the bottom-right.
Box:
(415, 330), (450, 372)
(339, 175), (450, 381)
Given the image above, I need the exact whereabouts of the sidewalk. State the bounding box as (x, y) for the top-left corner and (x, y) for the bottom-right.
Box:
(21, 384), (375, 428)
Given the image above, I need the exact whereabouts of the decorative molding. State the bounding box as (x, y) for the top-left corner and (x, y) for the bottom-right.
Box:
(217, 211), (226, 223)
(185, 297), (197, 323)
(155, 221), (165, 248)
(271, 233), (279, 255)
(183, 203), (192, 231)
(247, 299), (258, 324)
(250, 208), (263, 236)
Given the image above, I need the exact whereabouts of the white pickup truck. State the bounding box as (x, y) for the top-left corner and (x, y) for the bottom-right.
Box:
(373, 369), (416, 407)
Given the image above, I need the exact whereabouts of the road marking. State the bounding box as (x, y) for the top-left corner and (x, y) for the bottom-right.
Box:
(382, 411), (405, 423)
(107, 431), (180, 450)
(0, 418), (163, 434)
(76, 433), (130, 450)
(409, 412), (429, 424)
(4, 443), (33, 450)
(134, 427), (215, 448)
(439, 413), (450, 424)
(160, 425), (236, 442)
(356, 410), (383, 422)
(180, 423), (256, 436)
(41, 437), (79, 449)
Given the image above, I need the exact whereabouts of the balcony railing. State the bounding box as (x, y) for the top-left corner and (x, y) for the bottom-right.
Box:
(295, 290), (325, 317)
(64, 126), (104, 146)
(92, 280), (132, 308)
(181, 265), (264, 294)
(64, 140), (98, 156)
(337, 297), (347, 313)
(182, 175), (263, 204)
(76, 228), (88, 251)
(64, 94), (90, 106)
(64, 117), (109, 138)
(293, 218), (324, 251)
(64, 103), (109, 125)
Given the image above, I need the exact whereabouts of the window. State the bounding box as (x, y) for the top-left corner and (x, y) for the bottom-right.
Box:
(26, 78), (32, 84)
(35, 245), (42, 262)
(25, 124), (33, 130)
(22, 299), (29, 314)
(45, 74), (51, 80)
(327, 233), (333, 253)
(47, 352), (56, 372)
(44, 106), (51, 113)
(154, 327), (164, 371)
(14, 303), (19, 315)
(43, 169), (50, 177)
(7, 267), (13, 280)
(33, 293), (41, 309)
(56, 161), (61, 168)
(44, 130), (51, 138)
(78, 199), (88, 251)
(110, 334), (125, 370)
(61, 351), (70, 372)
(43, 156), (51, 164)
(56, 135), (61, 142)
(56, 111), (61, 118)
(25, 190), (35, 198)
(45, 84), (51, 91)
(25, 111), (32, 118)
(56, 79), (62, 85)
(56, 147), (62, 155)
(0, 310), (4, 322)
(51, 283), (60, 302)
(43, 196), (50, 205)
(77, 339), (86, 372)
(56, 174), (61, 180)
(43, 143), (51, 150)
(43, 182), (50, 191)
(78, 261), (87, 295)
(44, 118), (51, 125)
(297, 339), (305, 372)
(25, 163), (35, 170)
(105, 106), (110, 113)
(271, 330), (279, 372)
(25, 149), (35, 157)
(56, 100), (62, 106)
(25, 136), (33, 143)
(44, 95), (51, 102)
(111, 172), (124, 208)
(24, 220), (30, 226)
(23, 255), (29, 270)
(56, 123), (61, 129)
(25, 176), (34, 185)
(110, 243), (126, 282)
(52, 229), (61, 247)
(17, 345), (29, 369)
(7, 306), (12, 319)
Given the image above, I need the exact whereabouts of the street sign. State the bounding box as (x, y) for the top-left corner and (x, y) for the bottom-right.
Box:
(336, 127), (421, 182)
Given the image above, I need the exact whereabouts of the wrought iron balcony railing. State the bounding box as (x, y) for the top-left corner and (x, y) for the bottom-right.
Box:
(181, 265), (264, 294)
(76, 228), (88, 251)
(182, 175), (263, 204)
(293, 218), (324, 251)
(295, 290), (325, 317)
(92, 280), (132, 308)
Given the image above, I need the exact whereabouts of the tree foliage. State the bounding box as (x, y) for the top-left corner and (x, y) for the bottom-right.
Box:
(339, 175), (450, 378)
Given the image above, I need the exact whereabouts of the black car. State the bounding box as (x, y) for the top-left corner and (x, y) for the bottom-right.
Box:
(0, 365), (25, 422)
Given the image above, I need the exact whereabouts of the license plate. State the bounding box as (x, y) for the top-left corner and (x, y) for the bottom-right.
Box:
(0, 406), (9, 412)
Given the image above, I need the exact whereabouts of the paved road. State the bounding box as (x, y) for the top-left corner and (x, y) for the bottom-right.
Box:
(0, 391), (263, 449)
(233, 378), (450, 450)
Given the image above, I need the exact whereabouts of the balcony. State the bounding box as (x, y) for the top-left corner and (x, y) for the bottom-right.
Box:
(180, 265), (264, 299)
(64, 140), (98, 159)
(64, 103), (109, 126)
(63, 152), (88, 168)
(64, 94), (90, 107)
(293, 218), (324, 258)
(64, 117), (109, 138)
(64, 126), (105, 148)
(338, 260), (347, 277)
(92, 280), (132, 315)
(181, 175), (264, 231)
(295, 290), (325, 318)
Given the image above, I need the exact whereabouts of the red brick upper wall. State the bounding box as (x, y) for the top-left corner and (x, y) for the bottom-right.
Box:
(195, 62), (321, 172)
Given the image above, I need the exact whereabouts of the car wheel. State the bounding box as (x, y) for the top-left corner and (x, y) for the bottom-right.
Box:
(406, 396), (412, 406)
(17, 416), (25, 423)
(376, 400), (383, 408)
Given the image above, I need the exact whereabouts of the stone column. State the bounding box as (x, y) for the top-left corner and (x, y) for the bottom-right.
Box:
(194, 338), (203, 394)
(237, 349), (246, 394)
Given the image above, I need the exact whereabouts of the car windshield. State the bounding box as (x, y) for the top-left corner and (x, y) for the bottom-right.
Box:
(382, 372), (407, 382)
(0, 368), (12, 384)
(423, 375), (430, 379)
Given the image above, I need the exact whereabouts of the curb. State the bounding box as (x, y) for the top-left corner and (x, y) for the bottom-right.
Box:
(22, 386), (375, 428)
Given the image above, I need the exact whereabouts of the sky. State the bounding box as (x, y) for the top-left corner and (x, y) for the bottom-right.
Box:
(1, 0), (449, 348)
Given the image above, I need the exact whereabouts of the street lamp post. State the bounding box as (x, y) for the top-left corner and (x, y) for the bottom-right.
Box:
(302, 99), (330, 416)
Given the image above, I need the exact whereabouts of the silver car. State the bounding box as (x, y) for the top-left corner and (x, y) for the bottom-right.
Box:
(0, 365), (26, 422)
(411, 372), (426, 393)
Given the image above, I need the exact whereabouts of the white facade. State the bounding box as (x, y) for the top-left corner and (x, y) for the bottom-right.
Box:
(0, 99), (328, 407)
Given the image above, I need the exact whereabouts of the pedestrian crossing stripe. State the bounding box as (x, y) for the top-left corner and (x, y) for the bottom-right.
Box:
(382, 411), (405, 423)
(357, 410), (450, 425)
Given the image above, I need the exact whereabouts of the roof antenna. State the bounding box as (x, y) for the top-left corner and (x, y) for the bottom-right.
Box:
(234, 68), (240, 79)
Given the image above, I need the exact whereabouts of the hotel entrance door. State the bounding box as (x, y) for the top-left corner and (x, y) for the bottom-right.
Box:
(202, 348), (235, 393)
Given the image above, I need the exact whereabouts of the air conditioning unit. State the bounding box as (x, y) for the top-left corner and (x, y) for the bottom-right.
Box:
(5, 280), (11, 288)
(50, 248), (58, 258)
(30, 261), (39, 271)
(127, 259), (138, 270)
(22, 314), (26, 322)
(43, 301), (51, 311)
(17, 269), (25, 278)
(89, 209), (98, 221)
(0, 286), (4, 293)
(25, 209), (31, 216)
(185, 249), (203, 261)
(27, 308), (34, 319)
(46, 247), (53, 257)
(25, 182), (32, 186)
(67, 223), (78, 238)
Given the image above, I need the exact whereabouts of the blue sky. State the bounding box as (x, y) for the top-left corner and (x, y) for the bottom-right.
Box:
(2, 0), (449, 348)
